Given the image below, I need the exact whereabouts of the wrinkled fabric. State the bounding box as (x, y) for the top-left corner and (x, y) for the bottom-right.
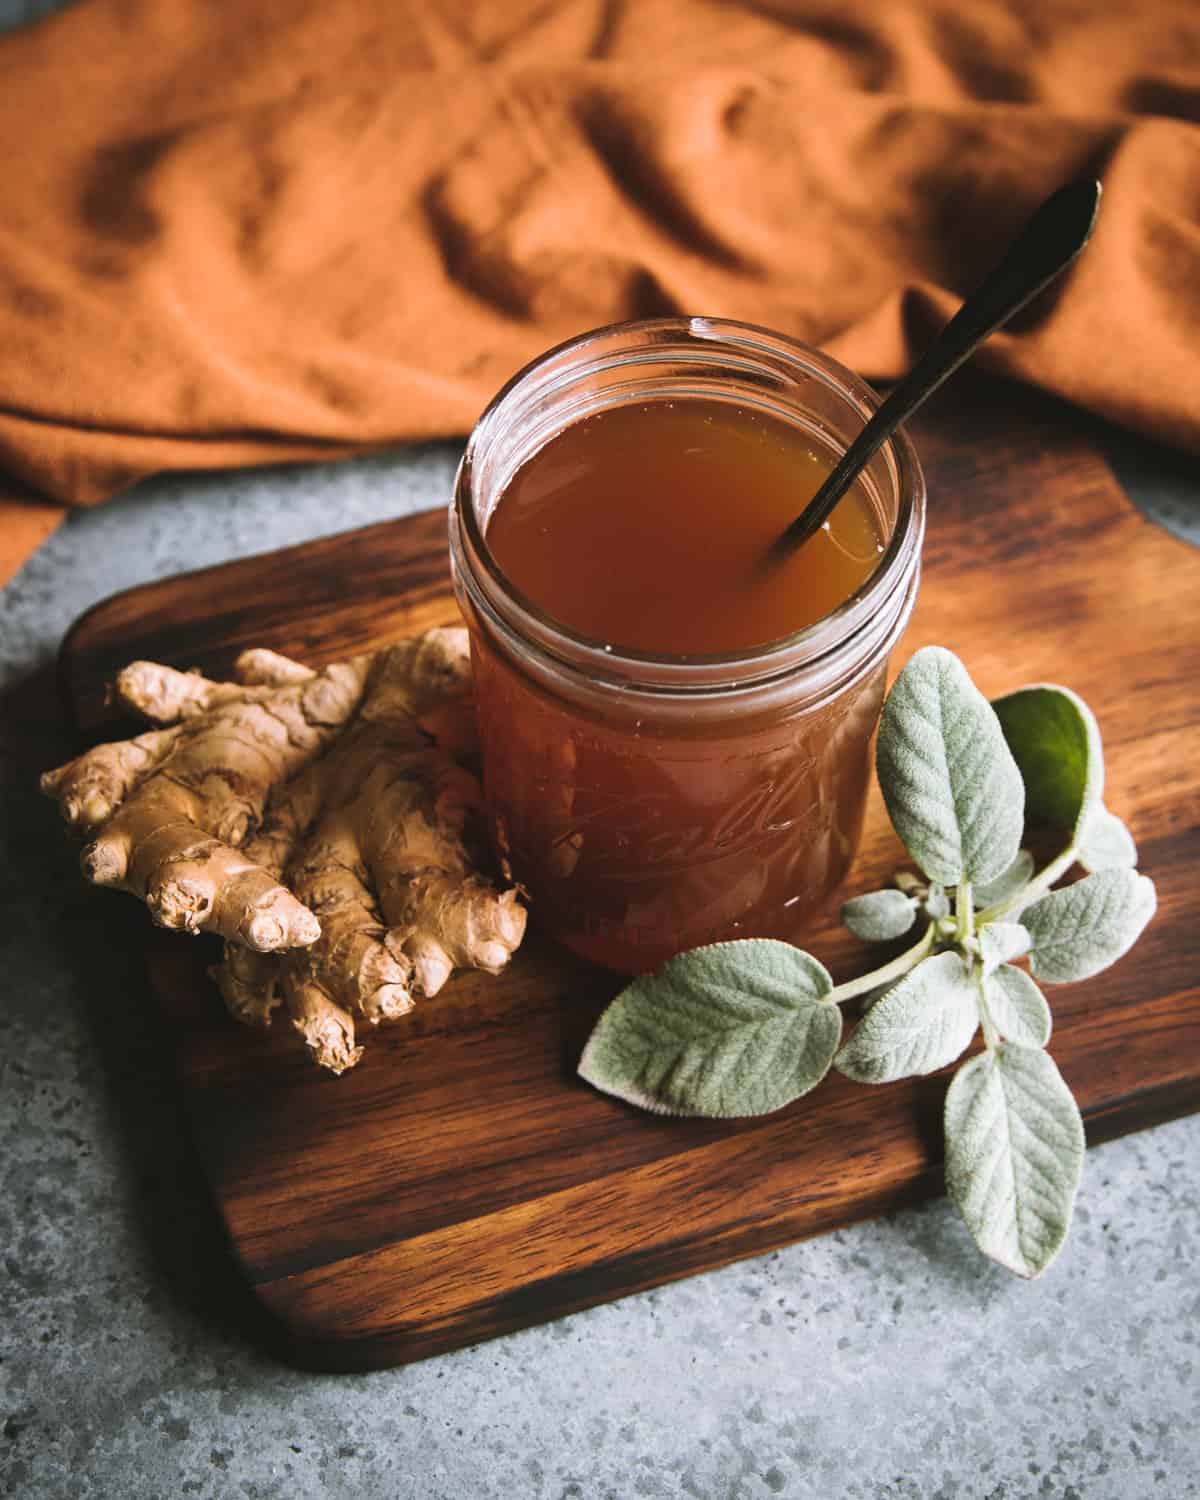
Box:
(2, 0), (1199, 582)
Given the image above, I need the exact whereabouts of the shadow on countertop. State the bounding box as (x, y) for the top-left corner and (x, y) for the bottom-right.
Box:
(1, 660), (291, 1369)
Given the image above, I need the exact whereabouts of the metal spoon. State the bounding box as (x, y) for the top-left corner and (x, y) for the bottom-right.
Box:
(767, 178), (1102, 563)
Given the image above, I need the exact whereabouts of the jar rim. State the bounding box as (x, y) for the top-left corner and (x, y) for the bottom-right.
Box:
(452, 316), (925, 694)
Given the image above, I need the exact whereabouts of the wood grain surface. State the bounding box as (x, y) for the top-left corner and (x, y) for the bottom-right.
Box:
(58, 379), (1200, 1371)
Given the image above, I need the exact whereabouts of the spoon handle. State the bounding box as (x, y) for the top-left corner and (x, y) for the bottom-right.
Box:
(770, 178), (1102, 559)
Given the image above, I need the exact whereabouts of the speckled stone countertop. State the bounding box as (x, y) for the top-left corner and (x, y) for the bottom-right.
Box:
(4, 428), (1198, 1500)
(2, 6), (1199, 1496)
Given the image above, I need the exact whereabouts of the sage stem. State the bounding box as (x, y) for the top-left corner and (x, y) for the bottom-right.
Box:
(828, 924), (935, 1005)
(957, 881), (974, 943)
(976, 968), (1000, 1050)
(978, 842), (1078, 924)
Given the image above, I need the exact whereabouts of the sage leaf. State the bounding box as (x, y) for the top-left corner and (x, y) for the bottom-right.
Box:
(877, 647), (1024, 887)
(578, 940), (840, 1118)
(992, 684), (1103, 842)
(1023, 869), (1157, 983)
(944, 1043), (1084, 1278)
(978, 922), (1031, 974)
(842, 889), (916, 943)
(835, 951), (979, 1084)
(924, 883), (950, 920)
(973, 850), (1035, 908)
(1077, 805), (1137, 873)
(986, 964), (1052, 1047)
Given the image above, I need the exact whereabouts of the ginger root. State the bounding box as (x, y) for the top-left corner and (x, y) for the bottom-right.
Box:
(43, 628), (526, 1073)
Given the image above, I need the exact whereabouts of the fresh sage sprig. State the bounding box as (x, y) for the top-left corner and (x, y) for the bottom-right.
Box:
(579, 647), (1157, 1279)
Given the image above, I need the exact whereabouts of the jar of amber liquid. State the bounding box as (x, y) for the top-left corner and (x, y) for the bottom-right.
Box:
(450, 319), (925, 974)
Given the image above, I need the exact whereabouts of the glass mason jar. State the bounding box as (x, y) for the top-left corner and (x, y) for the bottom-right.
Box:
(449, 318), (925, 975)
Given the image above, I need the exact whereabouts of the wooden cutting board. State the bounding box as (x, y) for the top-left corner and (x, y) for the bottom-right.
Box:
(58, 379), (1200, 1372)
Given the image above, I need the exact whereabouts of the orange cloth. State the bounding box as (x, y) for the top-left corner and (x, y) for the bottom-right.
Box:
(2, 0), (1199, 584)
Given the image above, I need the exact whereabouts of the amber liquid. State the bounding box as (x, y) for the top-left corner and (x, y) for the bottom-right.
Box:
(472, 397), (888, 973)
(488, 399), (883, 654)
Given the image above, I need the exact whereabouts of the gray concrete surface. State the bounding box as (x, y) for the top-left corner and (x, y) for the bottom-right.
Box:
(2, 4), (1198, 1496)
(4, 435), (1198, 1500)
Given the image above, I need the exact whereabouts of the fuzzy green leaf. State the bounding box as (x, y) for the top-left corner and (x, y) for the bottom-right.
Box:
(578, 940), (839, 1118)
(1023, 869), (1157, 983)
(924, 883), (950, 920)
(974, 850), (1035, 908)
(842, 889), (917, 943)
(1077, 805), (1137, 873)
(835, 951), (979, 1084)
(978, 922), (1031, 975)
(992, 684), (1103, 842)
(986, 965), (1052, 1047)
(877, 648), (1024, 887)
(944, 1043), (1084, 1278)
